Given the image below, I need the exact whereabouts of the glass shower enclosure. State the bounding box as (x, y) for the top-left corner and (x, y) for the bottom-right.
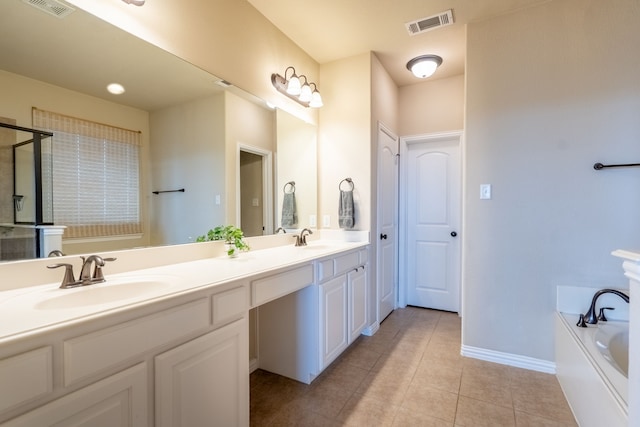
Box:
(0, 122), (54, 260)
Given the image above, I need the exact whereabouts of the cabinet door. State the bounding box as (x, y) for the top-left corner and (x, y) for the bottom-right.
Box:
(1, 363), (147, 427)
(348, 266), (368, 343)
(319, 275), (348, 369)
(155, 317), (248, 427)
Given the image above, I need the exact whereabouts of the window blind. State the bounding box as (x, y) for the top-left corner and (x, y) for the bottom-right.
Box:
(32, 108), (142, 238)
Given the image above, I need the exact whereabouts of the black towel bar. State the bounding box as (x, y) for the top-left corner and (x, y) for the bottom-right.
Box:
(152, 188), (185, 194)
(594, 162), (640, 170)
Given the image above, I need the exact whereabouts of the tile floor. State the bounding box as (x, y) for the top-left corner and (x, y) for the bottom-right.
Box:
(250, 306), (578, 426)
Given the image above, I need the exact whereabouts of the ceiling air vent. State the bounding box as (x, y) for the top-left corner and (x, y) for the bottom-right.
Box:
(22, 0), (75, 19)
(405, 9), (454, 36)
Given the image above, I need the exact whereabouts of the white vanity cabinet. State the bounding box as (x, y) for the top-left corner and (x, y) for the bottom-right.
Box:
(1, 363), (147, 427)
(155, 317), (248, 427)
(348, 265), (368, 343)
(318, 249), (368, 369)
(258, 246), (369, 383)
(0, 281), (249, 427)
(319, 274), (349, 367)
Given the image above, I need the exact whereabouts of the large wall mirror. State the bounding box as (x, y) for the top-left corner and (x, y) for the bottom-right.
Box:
(0, 0), (317, 261)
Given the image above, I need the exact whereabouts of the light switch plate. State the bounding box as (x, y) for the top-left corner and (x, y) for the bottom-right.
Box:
(480, 184), (492, 200)
(322, 215), (331, 227)
(309, 215), (317, 227)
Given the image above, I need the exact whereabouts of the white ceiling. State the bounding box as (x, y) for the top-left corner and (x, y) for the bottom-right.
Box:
(0, 0), (225, 112)
(247, 0), (550, 86)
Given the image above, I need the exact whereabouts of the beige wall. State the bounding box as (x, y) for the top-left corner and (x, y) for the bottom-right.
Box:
(399, 74), (464, 136)
(149, 94), (226, 245)
(67, 0), (319, 126)
(0, 70), (151, 254)
(318, 53), (372, 231)
(224, 92), (276, 226)
(275, 110), (317, 230)
(464, 0), (640, 361)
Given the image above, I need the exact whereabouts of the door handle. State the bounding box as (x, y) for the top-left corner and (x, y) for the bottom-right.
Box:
(380, 233), (387, 240)
(450, 231), (457, 237)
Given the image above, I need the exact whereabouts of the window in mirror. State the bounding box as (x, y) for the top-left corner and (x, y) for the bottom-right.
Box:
(33, 108), (142, 238)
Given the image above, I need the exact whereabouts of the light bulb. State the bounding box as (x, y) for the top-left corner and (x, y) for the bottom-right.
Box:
(299, 83), (312, 103)
(286, 74), (301, 96)
(309, 90), (323, 108)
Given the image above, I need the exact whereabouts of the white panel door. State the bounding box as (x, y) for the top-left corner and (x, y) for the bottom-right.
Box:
(405, 135), (461, 312)
(377, 124), (399, 322)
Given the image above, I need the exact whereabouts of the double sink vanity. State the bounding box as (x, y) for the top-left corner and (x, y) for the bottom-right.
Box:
(0, 232), (370, 426)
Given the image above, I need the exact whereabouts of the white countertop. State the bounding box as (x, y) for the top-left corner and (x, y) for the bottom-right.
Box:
(0, 240), (367, 345)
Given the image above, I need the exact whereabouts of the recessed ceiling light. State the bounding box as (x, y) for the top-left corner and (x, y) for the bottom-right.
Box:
(107, 83), (125, 95)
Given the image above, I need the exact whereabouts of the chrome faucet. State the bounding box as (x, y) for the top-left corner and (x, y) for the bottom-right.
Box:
(577, 288), (629, 327)
(79, 255), (106, 285)
(295, 228), (313, 246)
(48, 255), (116, 289)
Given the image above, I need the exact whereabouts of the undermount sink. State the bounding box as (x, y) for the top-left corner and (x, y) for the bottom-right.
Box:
(35, 276), (177, 310)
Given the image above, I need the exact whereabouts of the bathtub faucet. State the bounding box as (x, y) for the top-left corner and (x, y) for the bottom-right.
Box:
(582, 288), (629, 326)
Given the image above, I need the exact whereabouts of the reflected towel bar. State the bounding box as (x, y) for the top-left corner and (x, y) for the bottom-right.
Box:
(594, 162), (640, 170)
(152, 188), (185, 194)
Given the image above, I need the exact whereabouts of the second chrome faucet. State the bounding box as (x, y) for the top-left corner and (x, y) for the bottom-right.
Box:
(295, 228), (313, 247)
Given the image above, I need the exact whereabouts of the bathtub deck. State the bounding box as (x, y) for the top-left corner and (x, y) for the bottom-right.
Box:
(555, 312), (627, 427)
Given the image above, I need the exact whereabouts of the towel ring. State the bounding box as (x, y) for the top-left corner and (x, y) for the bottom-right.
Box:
(339, 178), (354, 191)
(283, 181), (295, 194)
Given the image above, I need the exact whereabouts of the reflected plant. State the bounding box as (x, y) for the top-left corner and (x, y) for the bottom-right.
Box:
(196, 225), (250, 256)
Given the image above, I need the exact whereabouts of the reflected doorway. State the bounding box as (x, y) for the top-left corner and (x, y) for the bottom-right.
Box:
(238, 146), (273, 237)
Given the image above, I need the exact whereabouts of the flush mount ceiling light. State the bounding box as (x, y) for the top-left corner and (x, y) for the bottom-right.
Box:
(107, 83), (125, 95)
(271, 67), (323, 108)
(406, 55), (443, 79)
(122, 0), (145, 5)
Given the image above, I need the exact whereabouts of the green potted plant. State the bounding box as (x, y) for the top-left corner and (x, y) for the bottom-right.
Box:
(196, 225), (250, 257)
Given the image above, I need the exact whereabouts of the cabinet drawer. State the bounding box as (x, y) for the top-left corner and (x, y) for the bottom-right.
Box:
(212, 286), (247, 327)
(358, 249), (368, 265)
(251, 264), (314, 307)
(0, 347), (53, 413)
(63, 298), (210, 386)
(334, 251), (360, 276)
(317, 259), (335, 283)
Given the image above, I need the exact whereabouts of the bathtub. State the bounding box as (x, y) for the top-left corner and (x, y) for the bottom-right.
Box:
(555, 312), (628, 427)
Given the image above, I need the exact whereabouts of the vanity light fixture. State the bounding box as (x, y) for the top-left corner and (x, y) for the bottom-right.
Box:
(406, 54), (443, 79)
(271, 67), (323, 108)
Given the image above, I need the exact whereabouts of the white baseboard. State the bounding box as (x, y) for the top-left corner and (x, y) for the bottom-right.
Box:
(249, 357), (259, 374)
(362, 322), (380, 336)
(461, 345), (556, 374)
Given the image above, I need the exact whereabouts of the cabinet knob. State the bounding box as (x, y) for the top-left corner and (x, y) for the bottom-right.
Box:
(380, 233), (387, 240)
(450, 231), (457, 237)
